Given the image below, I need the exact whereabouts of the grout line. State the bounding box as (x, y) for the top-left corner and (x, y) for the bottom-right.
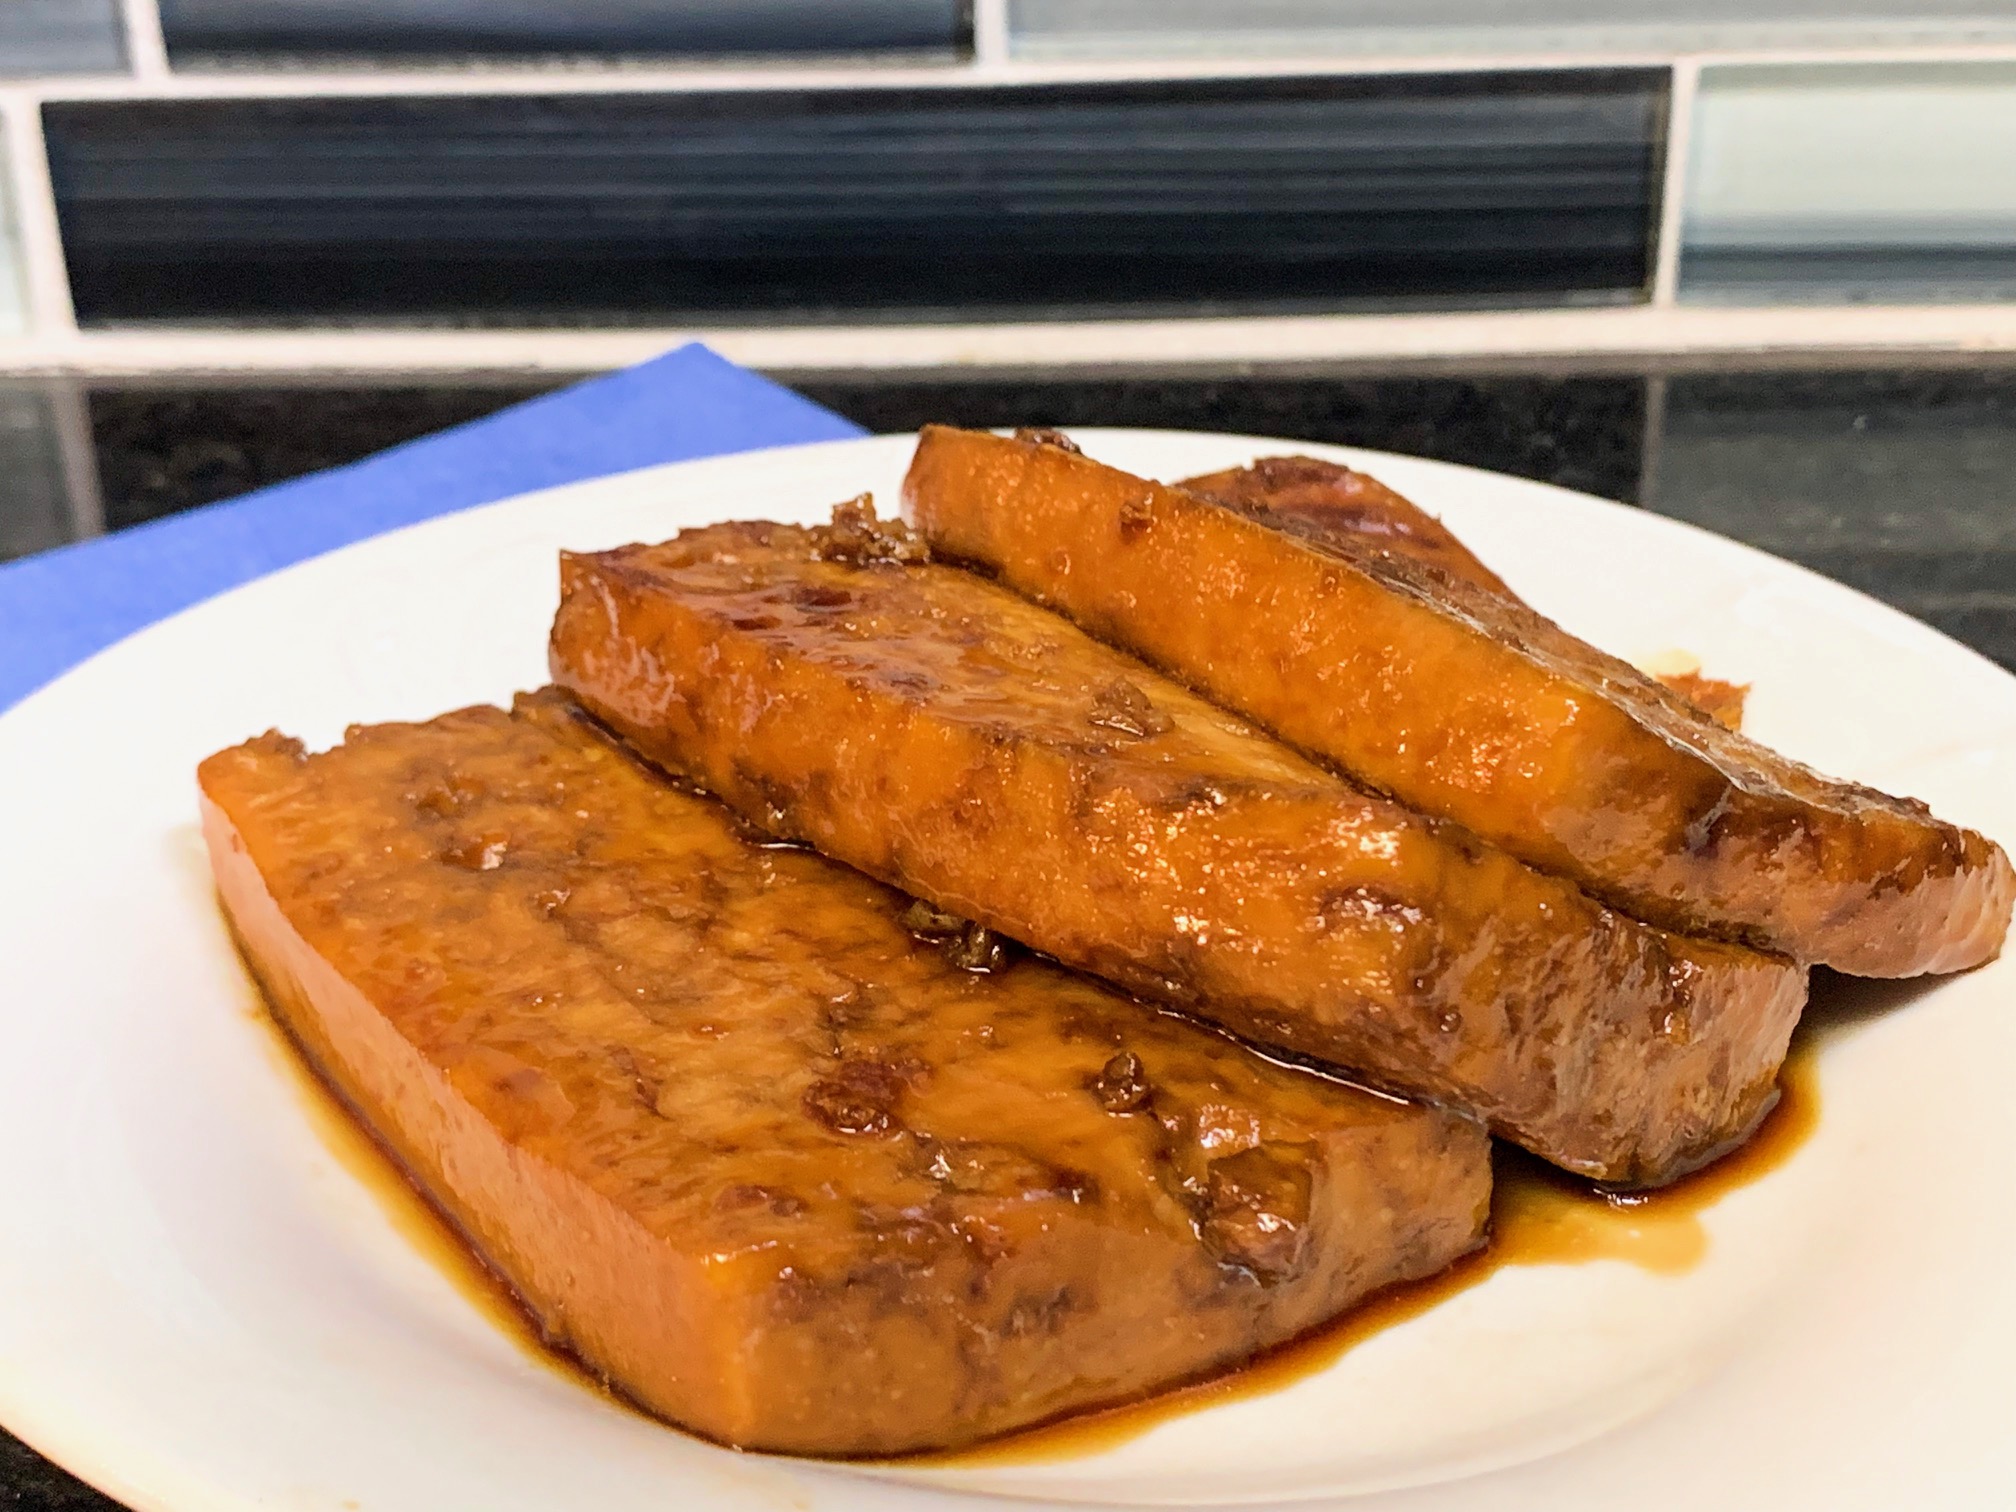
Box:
(970, 0), (1012, 69)
(14, 39), (2016, 102)
(117, 0), (173, 79)
(0, 92), (77, 336)
(1637, 373), (1668, 506)
(47, 377), (105, 538)
(7, 304), (2016, 378)
(1651, 59), (1701, 307)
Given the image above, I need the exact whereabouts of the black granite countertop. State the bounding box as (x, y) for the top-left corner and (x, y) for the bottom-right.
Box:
(2, 356), (2013, 1507)
(10, 358), (2014, 669)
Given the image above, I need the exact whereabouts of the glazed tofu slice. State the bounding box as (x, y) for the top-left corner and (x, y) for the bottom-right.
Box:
(1178, 453), (1515, 598)
(1176, 454), (1748, 729)
(548, 511), (1805, 1187)
(904, 426), (2014, 978)
(200, 690), (1489, 1457)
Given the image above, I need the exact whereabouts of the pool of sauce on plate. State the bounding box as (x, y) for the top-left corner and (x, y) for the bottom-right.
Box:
(249, 965), (1822, 1466)
(913, 1028), (1823, 1468)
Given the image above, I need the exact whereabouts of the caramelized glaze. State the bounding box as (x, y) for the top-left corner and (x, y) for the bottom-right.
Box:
(202, 690), (1488, 1456)
(1179, 453), (1516, 598)
(1178, 454), (1749, 732)
(550, 509), (1804, 1186)
(904, 425), (2013, 976)
(921, 1027), (1822, 1467)
(226, 720), (1838, 1469)
(263, 979), (1814, 1472)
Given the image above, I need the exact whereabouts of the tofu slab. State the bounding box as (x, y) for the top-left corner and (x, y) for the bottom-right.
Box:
(1179, 453), (1515, 598)
(1178, 454), (1750, 728)
(906, 426), (2014, 977)
(199, 690), (1489, 1456)
(548, 515), (1806, 1186)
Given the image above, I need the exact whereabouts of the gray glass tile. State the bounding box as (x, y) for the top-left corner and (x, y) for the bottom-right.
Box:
(1682, 63), (2016, 304)
(0, 0), (126, 76)
(1011, 0), (2016, 59)
(160, 0), (963, 61)
(46, 74), (1664, 327)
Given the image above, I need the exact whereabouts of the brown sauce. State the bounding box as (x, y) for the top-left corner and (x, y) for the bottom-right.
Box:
(919, 1027), (1823, 1468)
(247, 957), (1825, 1469)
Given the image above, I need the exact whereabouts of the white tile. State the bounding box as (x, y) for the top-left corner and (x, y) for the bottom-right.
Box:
(1682, 62), (2016, 301)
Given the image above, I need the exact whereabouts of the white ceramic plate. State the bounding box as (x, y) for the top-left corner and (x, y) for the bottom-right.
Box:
(1, 430), (2012, 1512)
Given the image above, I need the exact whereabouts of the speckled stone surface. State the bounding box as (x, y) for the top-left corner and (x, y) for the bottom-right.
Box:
(86, 382), (554, 532)
(793, 370), (1649, 503)
(51, 362), (2016, 675)
(3, 358), (2014, 1507)
(1646, 366), (2016, 671)
(69, 369), (1647, 534)
(0, 1423), (120, 1510)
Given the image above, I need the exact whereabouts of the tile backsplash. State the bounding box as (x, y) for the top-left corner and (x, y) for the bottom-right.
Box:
(0, 1), (2013, 370)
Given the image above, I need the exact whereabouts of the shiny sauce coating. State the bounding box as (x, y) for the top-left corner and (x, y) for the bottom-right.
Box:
(923, 1026), (1822, 1466)
(207, 690), (1487, 1455)
(255, 931), (1825, 1470)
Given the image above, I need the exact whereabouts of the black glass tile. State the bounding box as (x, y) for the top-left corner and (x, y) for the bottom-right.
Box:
(46, 72), (1665, 327)
(1646, 366), (2016, 670)
(159, 0), (964, 61)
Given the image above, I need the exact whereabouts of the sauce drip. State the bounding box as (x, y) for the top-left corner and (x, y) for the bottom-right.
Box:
(917, 1027), (1823, 1468)
(254, 976), (1828, 1467)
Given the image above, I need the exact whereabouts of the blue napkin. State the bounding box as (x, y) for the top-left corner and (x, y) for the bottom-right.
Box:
(0, 343), (865, 713)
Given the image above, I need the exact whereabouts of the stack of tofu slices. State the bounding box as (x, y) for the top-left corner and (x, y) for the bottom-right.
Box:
(202, 426), (2013, 1457)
